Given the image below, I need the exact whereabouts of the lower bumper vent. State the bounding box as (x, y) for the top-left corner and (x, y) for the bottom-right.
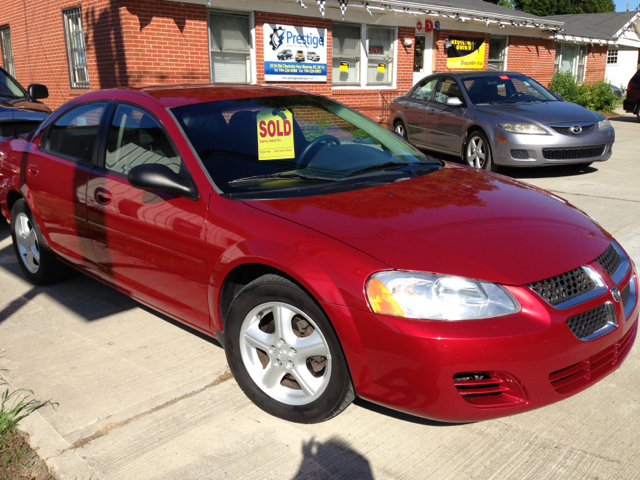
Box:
(453, 371), (526, 408)
(549, 320), (637, 394)
(542, 145), (605, 160)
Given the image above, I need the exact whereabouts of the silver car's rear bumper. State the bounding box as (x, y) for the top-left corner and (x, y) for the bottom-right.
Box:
(491, 126), (615, 167)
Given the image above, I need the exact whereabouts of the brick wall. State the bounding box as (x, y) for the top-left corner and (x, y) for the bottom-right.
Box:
(584, 45), (607, 84)
(434, 30), (490, 73)
(506, 36), (556, 86)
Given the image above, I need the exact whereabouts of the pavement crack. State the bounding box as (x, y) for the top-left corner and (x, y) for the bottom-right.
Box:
(63, 369), (233, 452)
(548, 189), (640, 204)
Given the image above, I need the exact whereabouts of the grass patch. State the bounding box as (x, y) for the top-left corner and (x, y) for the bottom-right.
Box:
(0, 383), (55, 480)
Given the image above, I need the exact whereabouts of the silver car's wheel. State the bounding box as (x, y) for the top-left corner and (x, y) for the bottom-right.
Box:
(465, 131), (497, 172)
(394, 121), (408, 141)
(239, 301), (332, 405)
(14, 212), (40, 274)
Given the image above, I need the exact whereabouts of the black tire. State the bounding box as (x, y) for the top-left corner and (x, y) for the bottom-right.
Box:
(394, 120), (408, 141)
(464, 131), (498, 172)
(224, 274), (355, 423)
(10, 199), (71, 285)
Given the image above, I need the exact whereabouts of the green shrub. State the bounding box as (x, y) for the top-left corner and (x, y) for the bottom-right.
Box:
(549, 71), (580, 103)
(577, 80), (618, 112)
(549, 72), (618, 113)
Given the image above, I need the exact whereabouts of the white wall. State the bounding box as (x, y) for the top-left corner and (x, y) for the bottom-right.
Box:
(606, 47), (639, 90)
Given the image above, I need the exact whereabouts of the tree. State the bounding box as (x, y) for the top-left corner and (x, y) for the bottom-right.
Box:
(510, 0), (615, 15)
(483, 0), (515, 7)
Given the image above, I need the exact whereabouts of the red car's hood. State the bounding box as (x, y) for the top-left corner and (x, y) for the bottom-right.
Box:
(245, 163), (610, 285)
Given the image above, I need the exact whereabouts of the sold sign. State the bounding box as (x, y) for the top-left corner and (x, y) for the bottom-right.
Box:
(257, 108), (295, 160)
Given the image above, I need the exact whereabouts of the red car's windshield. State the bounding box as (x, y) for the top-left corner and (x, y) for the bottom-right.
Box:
(171, 95), (439, 198)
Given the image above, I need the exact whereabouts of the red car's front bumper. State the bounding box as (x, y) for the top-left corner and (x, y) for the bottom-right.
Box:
(325, 263), (639, 423)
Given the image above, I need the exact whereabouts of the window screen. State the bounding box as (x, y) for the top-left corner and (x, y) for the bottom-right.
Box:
(63, 7), (89, 88)
(0, 26), (14, 77)
(44, 103), (106, 163)
(209, 12), (251, 83)
(332, 24), (361, 85)
(106, 104), (182, 176)
(367, 26), (394, 85)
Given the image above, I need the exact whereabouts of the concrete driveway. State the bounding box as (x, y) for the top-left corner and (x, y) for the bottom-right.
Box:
(1, 115), (639, 480)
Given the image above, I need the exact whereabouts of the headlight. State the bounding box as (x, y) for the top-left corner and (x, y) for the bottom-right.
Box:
(366, 271), (520, 320)
(498, 123), (546, 134)
(598, 119), (611, 131)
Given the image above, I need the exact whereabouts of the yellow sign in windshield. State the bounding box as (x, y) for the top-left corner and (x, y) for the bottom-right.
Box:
(257, 108), (295, 160)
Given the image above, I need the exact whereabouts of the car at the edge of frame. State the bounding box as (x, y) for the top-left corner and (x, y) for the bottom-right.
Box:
(0, 84), (637, 424)
(0, 66), (50, 141)
(388, 71), (616, 171)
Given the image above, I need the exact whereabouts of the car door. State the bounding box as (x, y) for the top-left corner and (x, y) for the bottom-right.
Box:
(26, 101), (108, 268)
(425, 77), (468, 154)
(401, 76), (438, 146)
(86, 101), (210, 330)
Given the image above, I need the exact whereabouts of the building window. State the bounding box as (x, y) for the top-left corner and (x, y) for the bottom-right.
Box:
(209, 11), (251, 83)
(332, 24), (361, 85)
(488, 36), (507, 71)
(554, 43), (587, 83)
(0, 25), (14, 77)
(63, 7), (89, 89)
(607, 49), (618, 64)
(366, 26), (394, 85)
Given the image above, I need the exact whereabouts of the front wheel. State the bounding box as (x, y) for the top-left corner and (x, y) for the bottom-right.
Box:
(465, 131), (498, 172)
(224, 275), (354, 423)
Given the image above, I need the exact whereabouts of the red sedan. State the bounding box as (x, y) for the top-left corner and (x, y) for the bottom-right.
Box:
(0, 85), (637, 423)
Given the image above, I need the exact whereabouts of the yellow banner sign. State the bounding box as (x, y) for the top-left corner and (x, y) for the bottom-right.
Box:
(257, 108), (295, 160)
(446, 41), (485, 70)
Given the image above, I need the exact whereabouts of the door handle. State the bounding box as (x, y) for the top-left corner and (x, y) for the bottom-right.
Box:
(27, 164), (39, 177)
(94, 187), (112, 205)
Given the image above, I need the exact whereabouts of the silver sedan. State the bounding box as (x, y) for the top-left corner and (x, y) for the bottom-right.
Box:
(388, 72), (615, 171)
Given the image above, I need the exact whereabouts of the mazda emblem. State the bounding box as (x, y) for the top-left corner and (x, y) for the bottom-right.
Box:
(611, 286), (621, 302)
(570, 124), (583, 134)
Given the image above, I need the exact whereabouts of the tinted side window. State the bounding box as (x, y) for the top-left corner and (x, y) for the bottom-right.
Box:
(433, 78), (463, 104)
(44, 103), (106, 163)
(410, 78), (438, 101)
(105, 104), (182, 176)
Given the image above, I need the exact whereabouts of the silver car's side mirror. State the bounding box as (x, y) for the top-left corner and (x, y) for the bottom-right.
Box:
(444, 97), (463, 107)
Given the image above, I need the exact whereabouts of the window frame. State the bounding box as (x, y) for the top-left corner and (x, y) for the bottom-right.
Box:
(488, 36), (508, 71)
(607, 49), (618, 65)
(0, 25), (15, 77)
(40, 101), (109, 165)
(207, 9), (253, 84)
(365, 25), (396, 86)
(554, 42), (587, 84)
(332, 23), (362, 86)
(62, 7), (90, 89)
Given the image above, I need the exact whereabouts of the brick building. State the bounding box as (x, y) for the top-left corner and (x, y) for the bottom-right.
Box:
(0, 0), (624, 122)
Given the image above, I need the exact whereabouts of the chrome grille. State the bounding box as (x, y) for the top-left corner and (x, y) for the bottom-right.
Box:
(550, 124), (595, 135)
(595, 243), (621, 278)
(542, 145), (606, 160)
(566, 303), (615, 340)
(528, 267), (595, 306)
(621, 282), (631, 307)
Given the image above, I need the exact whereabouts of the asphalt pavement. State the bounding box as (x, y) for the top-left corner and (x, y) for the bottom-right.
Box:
(1, 111), (639, 480)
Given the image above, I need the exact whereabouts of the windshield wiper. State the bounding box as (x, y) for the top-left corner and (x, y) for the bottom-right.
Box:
(346, 161), (428, 177)
(228, 172), (338, 185)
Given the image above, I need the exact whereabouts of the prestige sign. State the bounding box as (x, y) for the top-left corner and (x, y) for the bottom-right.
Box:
(264, 24), (327, 82)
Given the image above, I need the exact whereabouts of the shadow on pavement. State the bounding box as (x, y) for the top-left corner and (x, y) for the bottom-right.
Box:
(353, 398), (458, 426)
(292, 437), (374, 480)
(609, 116), (637, 124)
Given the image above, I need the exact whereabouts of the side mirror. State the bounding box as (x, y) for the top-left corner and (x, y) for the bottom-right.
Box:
(128, 164), (197, 200)
(28, 84), (49, 101)
(444, 96), (464, 107)
(552, 92), (563, 101)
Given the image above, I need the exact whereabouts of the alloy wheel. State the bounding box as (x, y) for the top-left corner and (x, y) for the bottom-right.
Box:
(395, 122), (407, 140)
(467, 135), (487, 168)
(14, 212), (40, 274)
(239, 302), (332, 406)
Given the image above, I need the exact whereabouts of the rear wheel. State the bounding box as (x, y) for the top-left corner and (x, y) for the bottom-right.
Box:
(224, 274), (354, 423)
(465, 131), (497, 172)
(10, 199), (71, 285)
(394, 120), (408, 141)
